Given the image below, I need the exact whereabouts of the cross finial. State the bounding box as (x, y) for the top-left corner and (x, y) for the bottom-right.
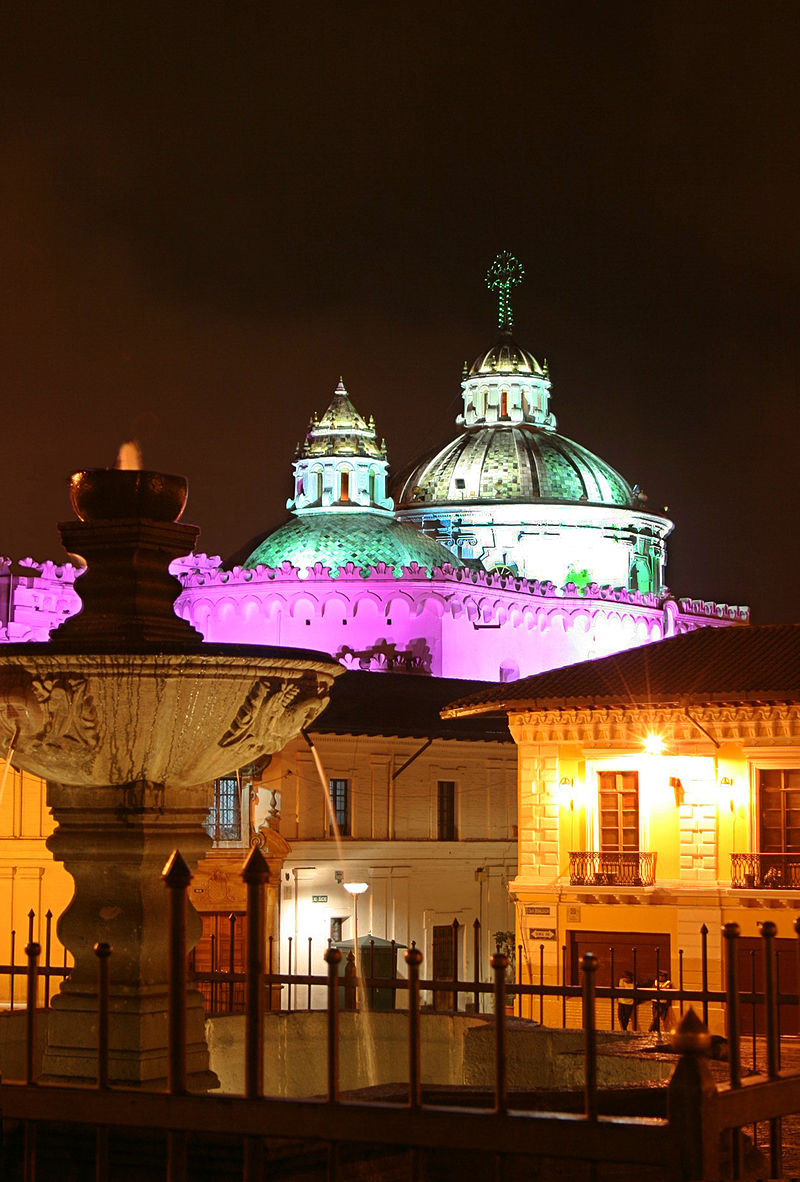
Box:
(485, 251), (524, 331)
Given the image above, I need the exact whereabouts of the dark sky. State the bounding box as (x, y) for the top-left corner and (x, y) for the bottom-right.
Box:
(2, 3), (799, 622)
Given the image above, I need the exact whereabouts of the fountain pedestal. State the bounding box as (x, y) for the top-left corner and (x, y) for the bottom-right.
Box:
(44, 778), (214, 1086)
(0, 469), (339, 1087)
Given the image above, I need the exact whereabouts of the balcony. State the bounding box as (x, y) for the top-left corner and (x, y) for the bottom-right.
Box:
(731, 852), (800, 889)
(568, 850), (657, 887)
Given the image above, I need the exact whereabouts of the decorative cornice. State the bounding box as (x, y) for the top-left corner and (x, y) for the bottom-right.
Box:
(510, 703), (800, 747)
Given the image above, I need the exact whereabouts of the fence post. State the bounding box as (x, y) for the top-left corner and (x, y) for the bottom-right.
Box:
(44, 911), (52, 1010)
(667, 1009), (718, 1181)
(242, 847), (269, 1182)
(406, 943), (423, 1107)
(451, 918), (459, 1013)
(94, 941), (112, 1182)
(490, 950), (508, 1114)
(344, 950), (357, 1011)
(228, 912), (237, 1013)
(472, 919), (480, 1014)
(324, 946), (342, 1102)
(25, 940), (40, 1085)
(762, 919), (782, 1180)
(582, 952), (598, 1121)
(700, 924), (709, 1027)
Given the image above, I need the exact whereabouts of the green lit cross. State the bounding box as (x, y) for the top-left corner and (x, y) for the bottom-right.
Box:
(485, 251), (525, 331)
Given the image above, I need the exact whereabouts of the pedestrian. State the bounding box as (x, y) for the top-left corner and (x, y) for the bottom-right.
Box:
(617, 970), (635, 1031)
(649, 970), (671, 1031)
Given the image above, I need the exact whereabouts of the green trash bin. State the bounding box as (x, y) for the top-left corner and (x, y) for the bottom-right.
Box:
(332, 934), (406, 1010)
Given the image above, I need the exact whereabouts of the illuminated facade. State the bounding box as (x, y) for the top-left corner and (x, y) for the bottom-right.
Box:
(445, 624), (800, 1035)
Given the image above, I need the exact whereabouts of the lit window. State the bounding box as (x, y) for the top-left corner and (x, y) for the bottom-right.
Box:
(438, 781), (456, 841)
(329, 778), (350, 837)
(598, 771), (639, 852)
(758, 769), (800, 853)
(205, 775), (242, 843)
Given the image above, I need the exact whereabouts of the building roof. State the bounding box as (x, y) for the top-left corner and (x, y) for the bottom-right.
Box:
(442, 622), (800, 717)
(243, 510), (463, 576)
(468, 330), (546, 378)
(311, 671), (512, 742)
(393, 423), (635, 509)
(297, 379), (385, 460)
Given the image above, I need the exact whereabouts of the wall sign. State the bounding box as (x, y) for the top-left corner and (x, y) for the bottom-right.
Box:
(312, 895), (328, 903)
(529, 927), (557, 941)
(525, 905), (551, 915)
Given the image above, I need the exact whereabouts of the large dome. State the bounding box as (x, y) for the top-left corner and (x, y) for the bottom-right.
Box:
(243, 510), (463, 577)
(393, 424), (634, 509)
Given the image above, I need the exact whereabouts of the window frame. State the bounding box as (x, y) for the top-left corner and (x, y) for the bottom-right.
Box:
(437, 780), (457, 841)
(328, 777), (351, 838)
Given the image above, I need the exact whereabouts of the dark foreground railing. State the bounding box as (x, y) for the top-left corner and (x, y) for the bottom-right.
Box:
(2, 852), (800, 1181)
(731, 850), (800, 888)
(569, 849), (657, 886)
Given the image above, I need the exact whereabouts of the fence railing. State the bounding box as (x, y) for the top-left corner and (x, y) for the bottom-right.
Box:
(0, 907), (71, 1010)
(569, 849), (657, 886)
(731, 850), (800, 888)
(2, 850), (800, 1181)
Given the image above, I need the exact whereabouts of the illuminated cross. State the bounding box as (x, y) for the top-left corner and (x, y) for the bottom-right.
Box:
(485, 251), (525, 331)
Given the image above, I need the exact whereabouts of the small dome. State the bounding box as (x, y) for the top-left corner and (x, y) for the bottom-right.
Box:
(243, 511), (464, 576)
(393, 424), (634, 508)
(468, 330), (546, 378)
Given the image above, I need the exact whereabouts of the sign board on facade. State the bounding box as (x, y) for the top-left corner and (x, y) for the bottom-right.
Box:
(529, 927), (557, 941)
(566, 905), (581, 923)
(525, 905), (551, 915)
(312, 895), (328, 903)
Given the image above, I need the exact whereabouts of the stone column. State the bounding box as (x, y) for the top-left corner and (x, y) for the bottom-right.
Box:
(42, 779), (216, 1088)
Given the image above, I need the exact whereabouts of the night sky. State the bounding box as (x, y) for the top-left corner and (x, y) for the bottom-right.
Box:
(3, 4), (799, 622)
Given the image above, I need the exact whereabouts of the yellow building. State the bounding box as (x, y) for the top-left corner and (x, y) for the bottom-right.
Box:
(445, 622), (800, 1035)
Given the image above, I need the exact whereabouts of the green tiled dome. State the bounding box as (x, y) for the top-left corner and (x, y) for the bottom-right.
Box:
(244, 511), (464, 576)
(393, 424), (634, 508)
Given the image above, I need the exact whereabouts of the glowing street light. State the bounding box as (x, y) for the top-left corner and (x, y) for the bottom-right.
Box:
(343, 881), (369, 971)
(643, 733), (664, 757)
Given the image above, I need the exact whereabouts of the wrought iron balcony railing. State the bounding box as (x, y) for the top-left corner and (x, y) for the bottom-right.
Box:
(569, 850), (657, 887)
(731, 852), (800, 889)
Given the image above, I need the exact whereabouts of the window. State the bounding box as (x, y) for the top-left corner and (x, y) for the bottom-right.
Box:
(437, 781), (456, 840)
(598, 771), (639, 852)
(329, 778), (350, 837)
(330, 917), (346, 942)
(758, 769), (800, 853)
(205, 775), (242, 843)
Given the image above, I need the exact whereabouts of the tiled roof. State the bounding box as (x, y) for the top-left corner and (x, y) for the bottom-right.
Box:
(392, 424), (633, 508)
(243, 510), (463, 575)
(442, 622), (800, 717)
(312, 671), (512, 742)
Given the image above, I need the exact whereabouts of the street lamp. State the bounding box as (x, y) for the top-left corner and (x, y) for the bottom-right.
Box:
(343, 881), (368, 979)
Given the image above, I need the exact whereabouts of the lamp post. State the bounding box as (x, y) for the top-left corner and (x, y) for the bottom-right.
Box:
(343, 881), (369, 994)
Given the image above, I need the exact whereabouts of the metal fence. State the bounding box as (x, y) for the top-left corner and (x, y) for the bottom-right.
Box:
(0, 908), (70, 1011)
(3, 860), (800, 1180)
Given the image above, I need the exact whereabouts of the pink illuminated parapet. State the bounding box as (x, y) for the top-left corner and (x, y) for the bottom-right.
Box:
(0, 549), (748, 682)
(0, 557), (83, 641)
(171, 554), (749, 683)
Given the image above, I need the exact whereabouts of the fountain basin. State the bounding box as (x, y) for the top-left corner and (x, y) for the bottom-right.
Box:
(0, 645), (337, 787)
(69, 469), (188, 523)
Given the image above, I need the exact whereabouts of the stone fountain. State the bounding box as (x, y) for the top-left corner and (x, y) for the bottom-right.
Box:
(0, 468), (339, 1087)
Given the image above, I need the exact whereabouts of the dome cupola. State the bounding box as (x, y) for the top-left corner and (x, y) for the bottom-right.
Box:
(289, 379), (392, 514)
